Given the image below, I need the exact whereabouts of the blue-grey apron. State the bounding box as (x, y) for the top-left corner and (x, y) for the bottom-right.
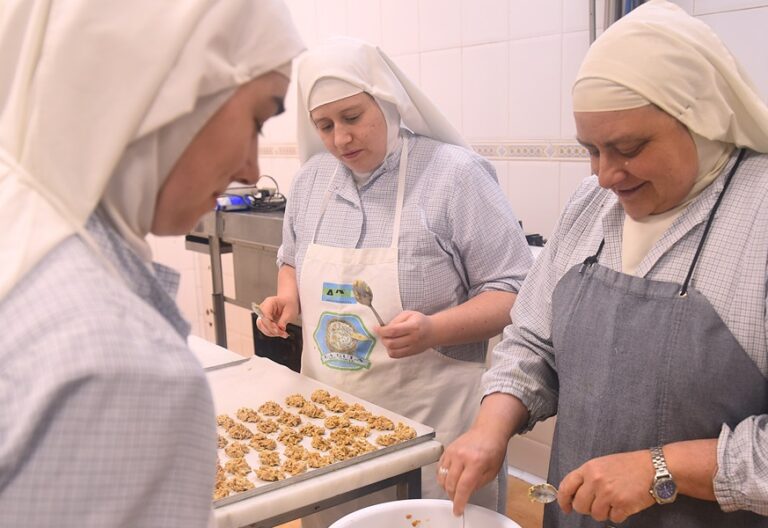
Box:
(547, 149), (768, 527)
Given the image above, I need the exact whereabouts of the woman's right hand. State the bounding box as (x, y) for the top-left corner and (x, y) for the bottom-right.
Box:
(438, 393), (529, 515)
(437, 425), (509, 516)
(255, 296), (297, 339)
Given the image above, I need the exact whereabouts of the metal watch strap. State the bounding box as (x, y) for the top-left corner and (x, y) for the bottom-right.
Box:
(650, 446), (671, 478)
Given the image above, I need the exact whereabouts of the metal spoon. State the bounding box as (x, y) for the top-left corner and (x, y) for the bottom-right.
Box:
(352, 280), (385, 326)
(528, 482), (558, 504)
(251, 302), (275, 324)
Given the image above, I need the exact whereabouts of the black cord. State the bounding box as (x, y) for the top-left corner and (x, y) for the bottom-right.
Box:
(216, 175), (287, 212)
(679, 148), (746, 296)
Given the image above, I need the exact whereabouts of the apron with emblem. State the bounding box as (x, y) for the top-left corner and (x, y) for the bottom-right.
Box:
(299, 138), (499, 527)
(545, 149), (768, 527)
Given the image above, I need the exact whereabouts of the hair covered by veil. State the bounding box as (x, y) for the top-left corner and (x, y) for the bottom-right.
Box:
(0, 0), (304, 301)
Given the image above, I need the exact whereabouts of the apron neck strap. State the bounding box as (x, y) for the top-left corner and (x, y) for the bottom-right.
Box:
(312, 136), (410, 249)
(679, 148), (746, 296)
(389, 136), (409, 248)
(579, 149), (748, 292)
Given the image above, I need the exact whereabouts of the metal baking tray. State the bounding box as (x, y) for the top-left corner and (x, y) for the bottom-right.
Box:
(207, 356), (436, 507)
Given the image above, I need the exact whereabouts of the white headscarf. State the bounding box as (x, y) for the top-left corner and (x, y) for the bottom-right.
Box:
(296, 36), (468, 165)
(572, 0), (768, 152)
(571, 0), (768, 273)
(0, 0), (305, 301)
(306, 77), (402, 183)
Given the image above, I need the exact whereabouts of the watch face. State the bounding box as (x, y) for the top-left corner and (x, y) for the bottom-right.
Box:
(655, 478), (677, 500)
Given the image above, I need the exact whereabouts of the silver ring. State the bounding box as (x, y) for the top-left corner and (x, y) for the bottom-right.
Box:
(438, 466), (449, 476)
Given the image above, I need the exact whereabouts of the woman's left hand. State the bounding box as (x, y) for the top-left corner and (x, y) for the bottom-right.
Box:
(557, 449), (656, 524)
(374, 310), (435, 358)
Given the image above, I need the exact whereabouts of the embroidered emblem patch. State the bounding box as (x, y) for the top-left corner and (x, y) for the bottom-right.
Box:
(321, 282), (357, 304)
(313, 312), (375, 370)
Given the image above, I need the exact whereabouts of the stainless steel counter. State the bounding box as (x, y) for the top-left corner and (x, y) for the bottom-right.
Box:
(187, 210), (286, 347)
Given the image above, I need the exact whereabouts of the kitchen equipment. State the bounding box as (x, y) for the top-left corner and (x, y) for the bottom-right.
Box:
(352, 279), (385, 326)
(329, 499), (520, 528)
(528, 482), (558, 504)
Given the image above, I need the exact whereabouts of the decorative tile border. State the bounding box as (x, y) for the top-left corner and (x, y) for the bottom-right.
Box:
(258, 144), (299, 157)
(259, 141), (589, 162)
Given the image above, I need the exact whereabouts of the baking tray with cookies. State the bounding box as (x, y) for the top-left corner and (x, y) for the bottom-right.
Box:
(207, 356), (436, 507)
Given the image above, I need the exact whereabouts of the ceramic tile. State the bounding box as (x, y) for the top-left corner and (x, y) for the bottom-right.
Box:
(269, 157), (302, 199)
(509, 0), (561, 39)
(668, 0), (694, 13)
(260, 71), (299, 144)
(509, 35), (561, 140)
(346, 0), (382, 46)
(560, 30), (590, 139)
(389, 53), (421, 86)
(381, 0), (420, 56)
(489, 160), (511, 213)
(315, 0), (347, 42)
(700, 8), (768, 101)
(563, 0), (606, 33)
(284, 0), (318, 48)
(559, 161), (592, 211)
(462, 42), (509, 140)
(489, 159), (509, 189)
(694, 0), (767, 15)
(420, 49), (463, 132)
(419, 0), (461, 51)
(506, 161), (560, 238)
(462, 0), (509, 46)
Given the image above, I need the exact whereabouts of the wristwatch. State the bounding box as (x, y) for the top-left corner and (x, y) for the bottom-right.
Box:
(649, 446), (678, 504)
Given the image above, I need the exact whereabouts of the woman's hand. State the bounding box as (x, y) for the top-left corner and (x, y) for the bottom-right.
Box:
(557, 450), (656, 524)
(374, 310), (435, 358)
(438, 425), (509, 516)
(255, 295), (297, 339)
(438, 393), (528, 516)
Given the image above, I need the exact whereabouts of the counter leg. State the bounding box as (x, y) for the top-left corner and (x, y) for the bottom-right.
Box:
(209, 233), (227, 348)
(396, 468), (422, 500)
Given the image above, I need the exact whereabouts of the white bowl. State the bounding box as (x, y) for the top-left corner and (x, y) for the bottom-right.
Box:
(329, 499), (521, 528)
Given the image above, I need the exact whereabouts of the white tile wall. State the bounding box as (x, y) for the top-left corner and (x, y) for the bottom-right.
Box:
(389, 53), (421, 87)
(346, 0), (382, 46)
(668, 0), (695, 13)
(560, 31), (590, 140)
(694, 0), (766, 15)
(563, 0), (606, 33)
(285, 0), (318, 48)
(148, 0), (768, 481)
(260, 72), (299, 144)
(559, 161), (592, 210)
(315, 0), (347, 42)
(507, 161), (560, 238)
(509, 35), (562, 140)
(420, 49), (463, 131)
(510, 0), (562, 39)
(462, 42), (509, 139)
(462, 0), (509, 46)
(418, 0), (462, 51)
(700, 7), (768, 101)
(381, 0), (420, 55)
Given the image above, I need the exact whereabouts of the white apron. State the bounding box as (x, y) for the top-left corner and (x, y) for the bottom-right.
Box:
(299, 139), (499, 527)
